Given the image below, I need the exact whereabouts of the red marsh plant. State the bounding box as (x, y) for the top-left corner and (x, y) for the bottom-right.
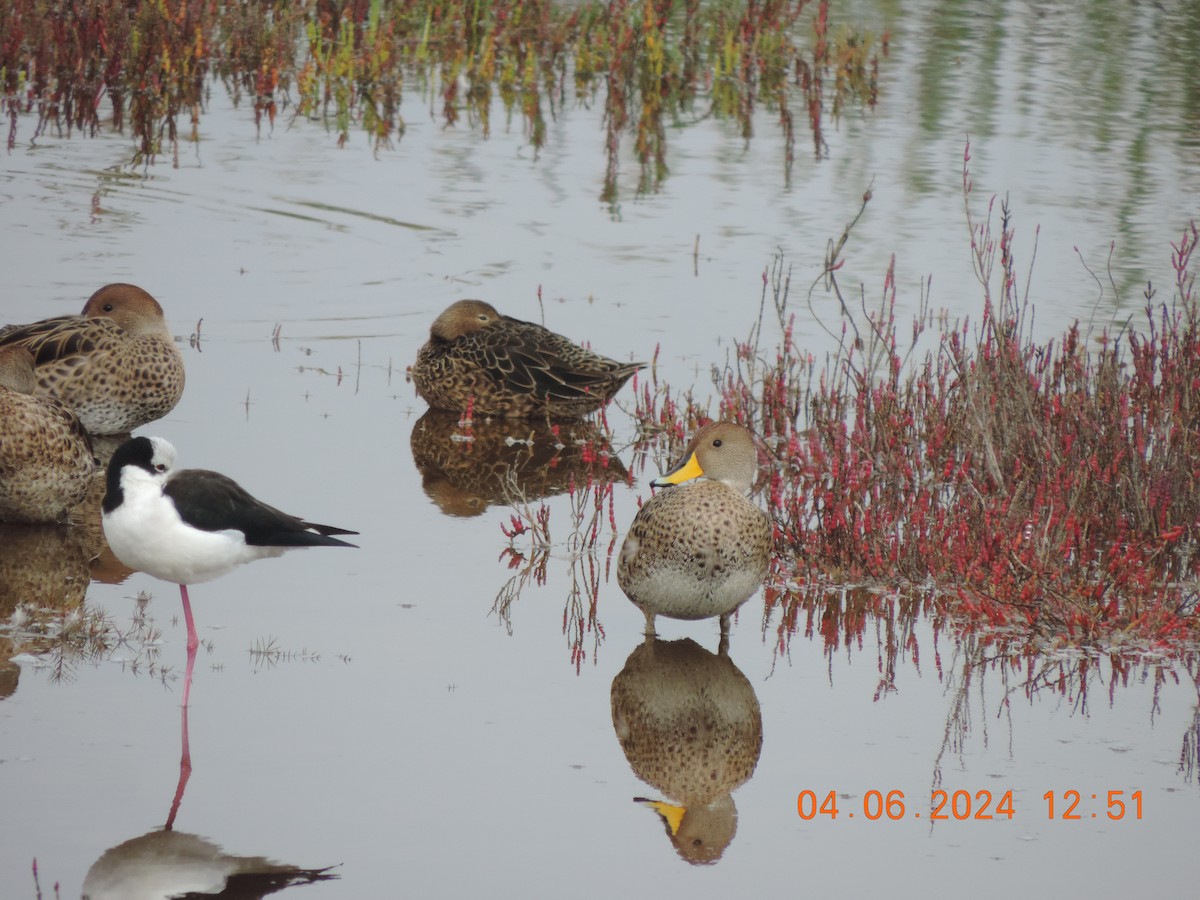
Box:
(493, 179), (1200, 665)
(1, 0), (882, 193)
(718, 162), (1200, 648)
(757, 580), (1197, 778)
(496, 469), (620, 671)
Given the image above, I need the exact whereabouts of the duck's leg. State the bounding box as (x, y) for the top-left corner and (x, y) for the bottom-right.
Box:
(643, 608), (657, 639)
(719, 611), (732, 636)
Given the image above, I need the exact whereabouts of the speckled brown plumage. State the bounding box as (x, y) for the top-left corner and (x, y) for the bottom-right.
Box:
(610, 636), (762, 864)
(0, 283), (185, 434)
(411, 299), (644, 419)
(618, 422), (772, 636)
(0, 346), (97, 523)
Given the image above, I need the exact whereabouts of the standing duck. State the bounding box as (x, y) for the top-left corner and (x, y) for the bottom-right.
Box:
(0, 283), (185, 434)
(618, 422), (772, 637)
(0, 346), (96, 523)
(411, 299), (643, 419)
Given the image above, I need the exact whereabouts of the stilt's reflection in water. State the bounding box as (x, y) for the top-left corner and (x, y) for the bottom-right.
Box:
(409, 409), (628, 517)
(81, 704), (338, 899)
(610, 636), (763, 864)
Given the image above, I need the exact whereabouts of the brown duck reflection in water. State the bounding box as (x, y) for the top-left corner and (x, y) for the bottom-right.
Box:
(73, 433), (139, 583)
(610, 636), (763, 864)
(81, 703), (338, 899)
(0, 431), (137, 622)
(1, 440), (151, 700)
(0, 522), (93, 619)
(0, 521), (94, 699)
(0, 635), (18, 700)
(409, 409), (629, 517)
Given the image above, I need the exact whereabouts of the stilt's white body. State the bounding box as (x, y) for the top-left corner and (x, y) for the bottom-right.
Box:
(101, 449), (284, 585)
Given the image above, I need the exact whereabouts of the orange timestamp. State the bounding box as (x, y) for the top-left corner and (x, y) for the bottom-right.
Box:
(797, 789), (1144, 821)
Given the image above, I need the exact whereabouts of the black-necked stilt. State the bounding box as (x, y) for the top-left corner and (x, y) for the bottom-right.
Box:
(0, 283), (185, 434)
(101, 435), (357, 705)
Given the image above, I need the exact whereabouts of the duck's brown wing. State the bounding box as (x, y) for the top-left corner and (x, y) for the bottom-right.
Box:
(0, 315), (80, 345)
(492, 316), (643, 402)
(0, 316), (123, 367)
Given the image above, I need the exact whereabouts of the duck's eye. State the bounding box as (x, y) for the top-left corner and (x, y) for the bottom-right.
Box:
(712, 439), (723, 448)
(103, 303), (115, 312)
(154, 464), (167, 473)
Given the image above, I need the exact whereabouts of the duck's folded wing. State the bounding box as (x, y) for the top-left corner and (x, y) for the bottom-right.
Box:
(497, 323), (639, 401)
(0, 316), (121, 366)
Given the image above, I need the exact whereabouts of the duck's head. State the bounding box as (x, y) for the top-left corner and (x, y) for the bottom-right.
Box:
(81, 283), (169, 337)
(429, 299), (502, 342)
(651, 421), (760, 494)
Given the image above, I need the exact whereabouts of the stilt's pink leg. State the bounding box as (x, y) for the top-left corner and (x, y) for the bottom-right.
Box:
(180, 584), (198, 652)
(179, 584), (198, 708)
(165, 702), (192, 830)
(180, 637), (197, 709)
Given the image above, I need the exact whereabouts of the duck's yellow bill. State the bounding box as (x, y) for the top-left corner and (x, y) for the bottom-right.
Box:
(651, 453), (705, 487)
(636, 798), (686, 835)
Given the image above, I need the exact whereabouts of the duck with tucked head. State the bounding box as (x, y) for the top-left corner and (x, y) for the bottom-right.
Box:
(0, 283), (185, 434)
(618, 422), (772, 637)
(411, 299), (644, 419)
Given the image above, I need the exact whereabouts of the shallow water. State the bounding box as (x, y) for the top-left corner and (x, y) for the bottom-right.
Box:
(2, 1), (1200, 896)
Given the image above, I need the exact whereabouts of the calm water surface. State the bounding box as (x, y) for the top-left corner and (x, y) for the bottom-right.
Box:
(2, 1), (1199, 896)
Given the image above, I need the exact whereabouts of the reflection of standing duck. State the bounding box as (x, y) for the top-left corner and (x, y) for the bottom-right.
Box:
(409, 409), (629, 517)
(618, 422), (772, 636)
(610, 636), (763, 864)
(0, 283), (185, 434)
(411, 300), (643, 418)
(0, 346), (96, 523)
